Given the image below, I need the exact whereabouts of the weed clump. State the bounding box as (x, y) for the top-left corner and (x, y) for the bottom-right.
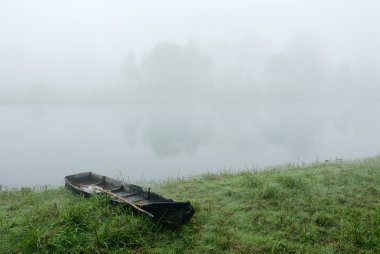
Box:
(276, 175), (306, 190)
(261, 184), (280, 199)
(243, 173), (263, 188)
(313, 213), (335, 228)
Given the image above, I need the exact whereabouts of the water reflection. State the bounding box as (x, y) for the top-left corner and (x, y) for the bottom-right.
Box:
(0, 102), (379, 187)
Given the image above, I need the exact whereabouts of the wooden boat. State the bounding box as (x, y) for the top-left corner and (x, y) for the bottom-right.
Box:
(65, 172), (195, 225)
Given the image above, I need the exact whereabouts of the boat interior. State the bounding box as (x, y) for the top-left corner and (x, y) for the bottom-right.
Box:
(66, 172), (171, 204)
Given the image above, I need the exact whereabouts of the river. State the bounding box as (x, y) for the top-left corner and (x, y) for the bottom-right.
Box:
(1, 101), (378, 187)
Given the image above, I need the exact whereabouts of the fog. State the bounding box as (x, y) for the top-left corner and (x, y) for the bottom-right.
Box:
(1, 0), (379, 187)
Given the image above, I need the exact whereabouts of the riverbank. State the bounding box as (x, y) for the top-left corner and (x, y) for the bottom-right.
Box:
(1, 157), (379, 253)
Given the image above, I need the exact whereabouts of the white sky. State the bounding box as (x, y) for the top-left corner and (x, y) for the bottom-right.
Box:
(0, 0), (379, 89)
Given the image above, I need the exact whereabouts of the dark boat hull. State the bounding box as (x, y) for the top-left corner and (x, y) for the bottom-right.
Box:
(65, 172), (194, 225)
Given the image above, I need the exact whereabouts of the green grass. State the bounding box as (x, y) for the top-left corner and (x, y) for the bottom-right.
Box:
(1, 157), (380, 253)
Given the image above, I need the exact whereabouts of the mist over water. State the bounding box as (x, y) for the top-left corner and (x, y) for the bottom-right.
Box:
(1, 1), (379, 187)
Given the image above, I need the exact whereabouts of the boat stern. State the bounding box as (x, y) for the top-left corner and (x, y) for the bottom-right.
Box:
(141, 201), (195, 225)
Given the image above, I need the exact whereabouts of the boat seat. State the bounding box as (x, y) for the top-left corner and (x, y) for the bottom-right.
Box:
(125, 196), (147, 202)
(110, 186), (123, 192)
(92, 181), (104, 186)
(121, 193), (137, 198)
(79, 180), (103, 187)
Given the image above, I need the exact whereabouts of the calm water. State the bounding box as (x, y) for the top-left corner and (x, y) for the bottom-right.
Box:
(1, 102), (379, 187)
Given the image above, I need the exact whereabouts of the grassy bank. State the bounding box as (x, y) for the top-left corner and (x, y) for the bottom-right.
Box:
(1, 158), (380, 253)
